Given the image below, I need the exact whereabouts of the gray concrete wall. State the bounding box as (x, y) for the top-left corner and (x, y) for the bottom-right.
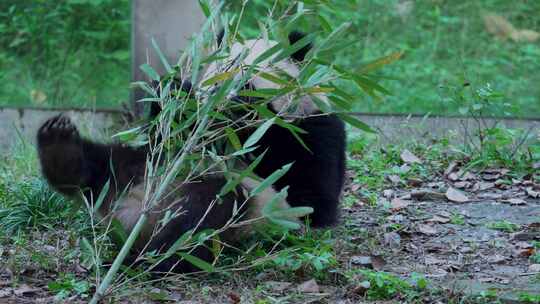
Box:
(131, 0), (205, 115)
(1, 107), (538, 154)
(350, 113), (540, 146)
(0, 107), (121, 153)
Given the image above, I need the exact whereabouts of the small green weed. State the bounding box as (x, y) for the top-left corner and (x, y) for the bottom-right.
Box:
(450, 213), (466, 225)
(530, 241), (540, 264)
(485, 220), (520, 233)
(254, 227), (337, 278)
(519, 293), (540, 303)
(48, 274), (91, 300)
(359, 270), (427, 300)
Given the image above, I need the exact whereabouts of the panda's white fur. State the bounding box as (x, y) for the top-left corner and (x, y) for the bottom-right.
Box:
(203, 38), (328, 117)
(110, 176), (294, 252)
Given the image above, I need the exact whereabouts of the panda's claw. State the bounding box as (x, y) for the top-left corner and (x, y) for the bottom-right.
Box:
(37, 114), (81, 147)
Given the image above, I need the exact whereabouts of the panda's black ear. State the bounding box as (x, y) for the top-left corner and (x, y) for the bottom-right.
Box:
(288, 30), (313, 62)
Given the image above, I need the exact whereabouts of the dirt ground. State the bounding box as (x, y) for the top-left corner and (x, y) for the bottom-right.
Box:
(1, 160), (539, 303)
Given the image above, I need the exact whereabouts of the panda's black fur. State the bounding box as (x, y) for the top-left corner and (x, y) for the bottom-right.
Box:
(37, 115), (288, 273)
(37, 31), (345, 274)
(199, 30), (346, 226)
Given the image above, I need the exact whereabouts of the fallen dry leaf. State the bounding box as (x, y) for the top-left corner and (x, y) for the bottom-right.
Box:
(350, 281), (371, 296)
(487, 254), (507, 264)
(512, 29), (540, 42)
(390, 198), (410, 211)
(417, 224), (438, 235)
(382, 189), (394, 198)
(528, 264), (540, 272)
(351, 256), (372, 267)
(482, 173), (501, 181)
(401, 149), (422, 164)
(526, 187), (540, 198)
(370, 255), (386, 270)
(477, 192), (504, 200)
(454, 181), (471, 189)
(483, 13), (515, 39)
(502, 198), (527, 205)
(297, 279), (319, 293)
(30, 89), (47, 104)
(387, 174), (402, 184)
(227, 292), (241, 304)
(411, 189), (446, 201)
(14, 284), (40, 297)
(424, 255), (445, 265)
(427, 215), (450, 224)
(407, 178), (423, 187)
(383, 232), (401, 249)
(483, 12), (540, 42)
(448, 172), (460, 181)
(515, 241), (533, 249)
(476, 181), (495, 191)
(438, 211), (452, 218)
(444, 161), (458, 177)
(445, 187), (469, 203)
(0, 289), (12, 298)
(515, 247), (535, 258)
(265, 281), (292, 292)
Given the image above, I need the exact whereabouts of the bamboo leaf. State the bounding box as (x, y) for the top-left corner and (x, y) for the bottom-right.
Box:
(266, 217), (301, 230)
(250, 163), (292, 197)
(225, 127), (242, 151)
(261, 186), (289, 215)
(198, 0), (211, 17)
(253, 43), (283, 65)
(219, 150), (267, 196)
(178, 252), (215, 272)
(267, 206), (313, 219)
(243, 117), (275, 149)
(163, 229), (194, 259)
(110, 218), (128, 245)
(140, 63), (160, 81)
(202, 69), (239, 87)
(272, 32), (316, 64)
(151, 38), (173, 74)
(353, 75), (393, 96)
(337, 113), (375, 133)
(304, 86), (334, 94)
(359, 51), (404, 74)
(92, 180), (110, 213)
(318, 15), (333, 33)
(257, 71), (290, 86)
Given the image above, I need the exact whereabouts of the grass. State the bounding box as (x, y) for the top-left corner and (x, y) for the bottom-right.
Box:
(2, 1), (540, 116)
(0, 55), (129, 109)
(485, 220), (520, 232)
(0, 129), (538, 302)
(0, 0), (130, 109)
(229, 0), (540, 117)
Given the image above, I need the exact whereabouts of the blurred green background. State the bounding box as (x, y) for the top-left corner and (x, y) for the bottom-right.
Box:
(1, 0), (539, 117)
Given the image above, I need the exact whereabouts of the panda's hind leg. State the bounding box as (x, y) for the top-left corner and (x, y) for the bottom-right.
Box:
(36, 114), (141, 198)
(254, 114), (346, 227)
(37, 114), (89, 195)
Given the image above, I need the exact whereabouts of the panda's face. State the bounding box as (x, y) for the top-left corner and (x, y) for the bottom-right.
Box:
(203, 38), (327, 118)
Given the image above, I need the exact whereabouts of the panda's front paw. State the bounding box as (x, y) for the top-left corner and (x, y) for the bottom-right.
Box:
(37, 114), (81, 147)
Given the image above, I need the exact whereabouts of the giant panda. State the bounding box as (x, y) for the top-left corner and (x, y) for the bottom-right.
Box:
(37, 31), (345, 274)
(176, 30), (346, 227)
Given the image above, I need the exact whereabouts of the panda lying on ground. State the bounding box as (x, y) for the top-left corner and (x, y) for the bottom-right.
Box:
(37, 31), (346, 273)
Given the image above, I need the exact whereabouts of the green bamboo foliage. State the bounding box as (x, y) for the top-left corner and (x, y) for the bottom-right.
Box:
(90, 1), (397, 301)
